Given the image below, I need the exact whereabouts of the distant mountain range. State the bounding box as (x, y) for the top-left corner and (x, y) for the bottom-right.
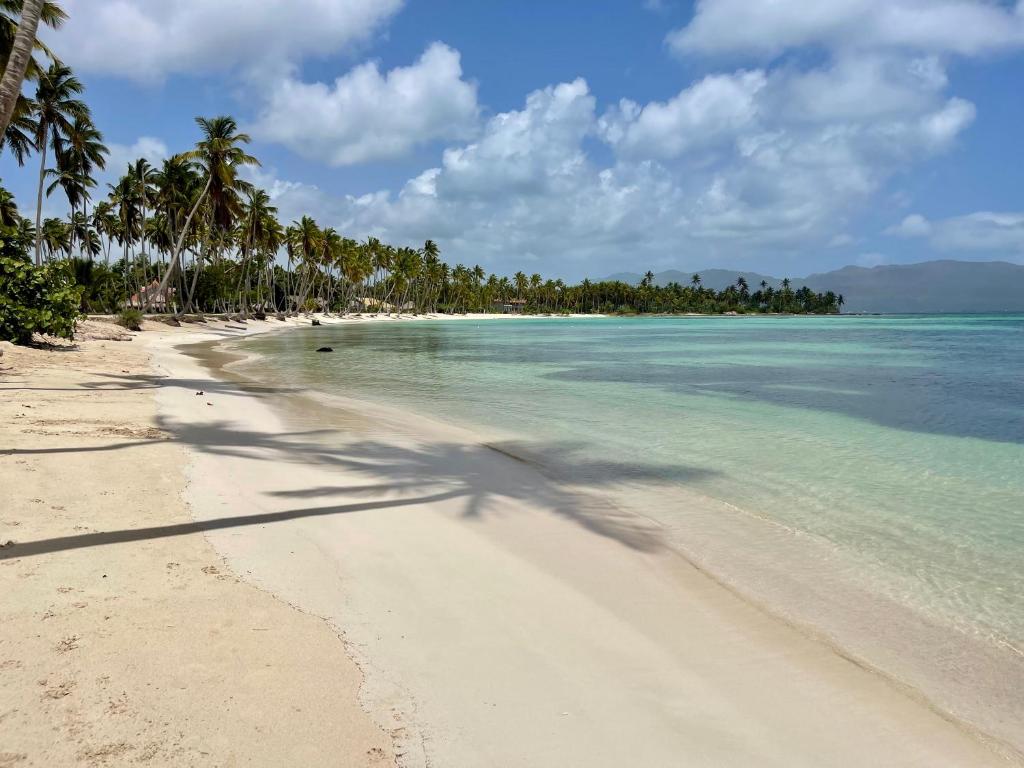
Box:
(604, 260), (1024, 313)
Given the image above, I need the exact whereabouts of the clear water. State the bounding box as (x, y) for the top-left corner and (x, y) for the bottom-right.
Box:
(236, 315), (1024, 654)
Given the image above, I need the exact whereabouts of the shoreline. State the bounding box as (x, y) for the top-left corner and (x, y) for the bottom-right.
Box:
(217, 317), (1024, 763)
(153, 317), (1017, 766)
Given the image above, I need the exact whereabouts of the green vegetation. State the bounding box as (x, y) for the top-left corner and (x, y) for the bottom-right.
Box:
(0, 218), (81, 343)
(116, 307), (141, 331)
(0, 1), (842, 338)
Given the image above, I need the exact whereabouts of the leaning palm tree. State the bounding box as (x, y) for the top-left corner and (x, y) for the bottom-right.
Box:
(31, 62), (85, 263)
(147, 115), (258, 312)
(0, 0), (62, 137)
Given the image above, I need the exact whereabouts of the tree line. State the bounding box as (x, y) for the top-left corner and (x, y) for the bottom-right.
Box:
(0, 1), (841, 342)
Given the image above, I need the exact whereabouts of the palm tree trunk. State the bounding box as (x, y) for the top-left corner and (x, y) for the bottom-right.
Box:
(33, 123), (47, 265)
(146, 174), (211, 312)
(0, 0), (44, 138)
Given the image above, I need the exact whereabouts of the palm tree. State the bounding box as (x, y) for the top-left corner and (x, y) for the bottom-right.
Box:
(0, 0), (54, 137)
(39, 215), (68, 259)
(0, 183), (18, 226)
(90, 199), (116, 262)
(57, 114), (106, 213)
(287, 215), (322, 313)
(149, 115), (258, 312)
(1, 91), (34, 164)
(31, 62), (86, 264)
(513, 270), (527, 300)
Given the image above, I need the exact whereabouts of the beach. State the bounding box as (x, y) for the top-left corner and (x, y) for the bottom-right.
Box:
(0, 319), (393, 766)
(1, 316), (1019, 766)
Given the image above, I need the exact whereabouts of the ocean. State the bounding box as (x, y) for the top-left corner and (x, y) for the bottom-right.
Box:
(233, 314), (1024, 702)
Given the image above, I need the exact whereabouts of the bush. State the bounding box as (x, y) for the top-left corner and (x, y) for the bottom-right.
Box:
(0, 230), (82, 345)
(117, 308), (143, 331)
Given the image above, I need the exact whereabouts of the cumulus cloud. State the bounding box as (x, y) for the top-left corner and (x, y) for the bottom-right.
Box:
(51, 0), (403, 81)
(104, 136), (169, 174)
(668, 0), (1024, 57)
(241, 60), (976, 276)
(60, 0), (995, 276)
(252, 43), (479, 166)
(599, 71), (765, 159)
(889, 212), (1024, 253)
(886, 213), (933, 237)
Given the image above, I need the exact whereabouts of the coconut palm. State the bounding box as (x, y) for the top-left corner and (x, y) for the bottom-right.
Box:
(39, 214), (68, 258)
(56, 115), (105, 210)
(31, 62), (85, 263)
(148, 116), (258, 311)
(0, 0), (64, 137)
(0, 183), (18, 226)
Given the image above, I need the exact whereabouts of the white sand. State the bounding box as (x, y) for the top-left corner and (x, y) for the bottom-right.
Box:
(147, 317), (1018, 767)
(0, 320), (393, 766)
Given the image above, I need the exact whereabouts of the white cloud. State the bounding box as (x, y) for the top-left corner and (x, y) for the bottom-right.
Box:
(927, 212), (1024, 252)
(51, 0), (403, 81)
(599, 71), (766, 159)
(252, 43), (479, 166)
(886, 213), (933, 237)
(104, 137), (170, 175)
(240, 63), (974, 276)
(885, 211), (1024, 254)
(668, 0), (1024, 57)
(70, 1), (978, 277)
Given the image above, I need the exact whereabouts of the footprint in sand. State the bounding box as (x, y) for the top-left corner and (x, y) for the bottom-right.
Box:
(42, 680), (75, 699)
(55, 635), (80, 653)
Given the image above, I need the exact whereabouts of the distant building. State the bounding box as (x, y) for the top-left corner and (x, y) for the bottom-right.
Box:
(493, 298), (527, 314)
(348, 297), (394, 312)
(125, 280), (175, 312)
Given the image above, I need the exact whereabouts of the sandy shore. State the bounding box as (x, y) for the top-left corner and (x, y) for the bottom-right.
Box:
(2, 314), (1018, 767)
(0, 319), (393, 766)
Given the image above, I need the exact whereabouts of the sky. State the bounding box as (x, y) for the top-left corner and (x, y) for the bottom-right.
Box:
(2, 0), (1024, 280)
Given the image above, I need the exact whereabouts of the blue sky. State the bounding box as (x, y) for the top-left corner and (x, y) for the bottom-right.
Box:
(2, 0), (1024, 280)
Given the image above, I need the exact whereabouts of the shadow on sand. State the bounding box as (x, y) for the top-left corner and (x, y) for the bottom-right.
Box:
(3, 366), (718, 560)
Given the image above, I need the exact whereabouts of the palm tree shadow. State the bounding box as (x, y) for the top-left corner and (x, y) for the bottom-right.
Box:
(5, 409), (717, 558)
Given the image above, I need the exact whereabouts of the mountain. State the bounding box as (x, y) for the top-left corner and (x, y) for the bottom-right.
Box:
(603, 260), (1024, 313)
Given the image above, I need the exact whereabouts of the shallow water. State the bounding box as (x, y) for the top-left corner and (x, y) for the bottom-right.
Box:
(236, 315), (1024, 656)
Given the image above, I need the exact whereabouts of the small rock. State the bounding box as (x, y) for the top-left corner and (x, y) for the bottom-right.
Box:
(311, 318), (321, 326)
(315, 346), (334, 353)
(195, 390), (204, 396)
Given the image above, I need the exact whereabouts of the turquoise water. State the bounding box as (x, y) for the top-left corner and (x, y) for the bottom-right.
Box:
(238, 315), (1024, 653)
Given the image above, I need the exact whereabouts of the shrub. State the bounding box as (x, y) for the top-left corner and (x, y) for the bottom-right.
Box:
(117, 308), (143, 331)
(0, 230), (82, 345)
